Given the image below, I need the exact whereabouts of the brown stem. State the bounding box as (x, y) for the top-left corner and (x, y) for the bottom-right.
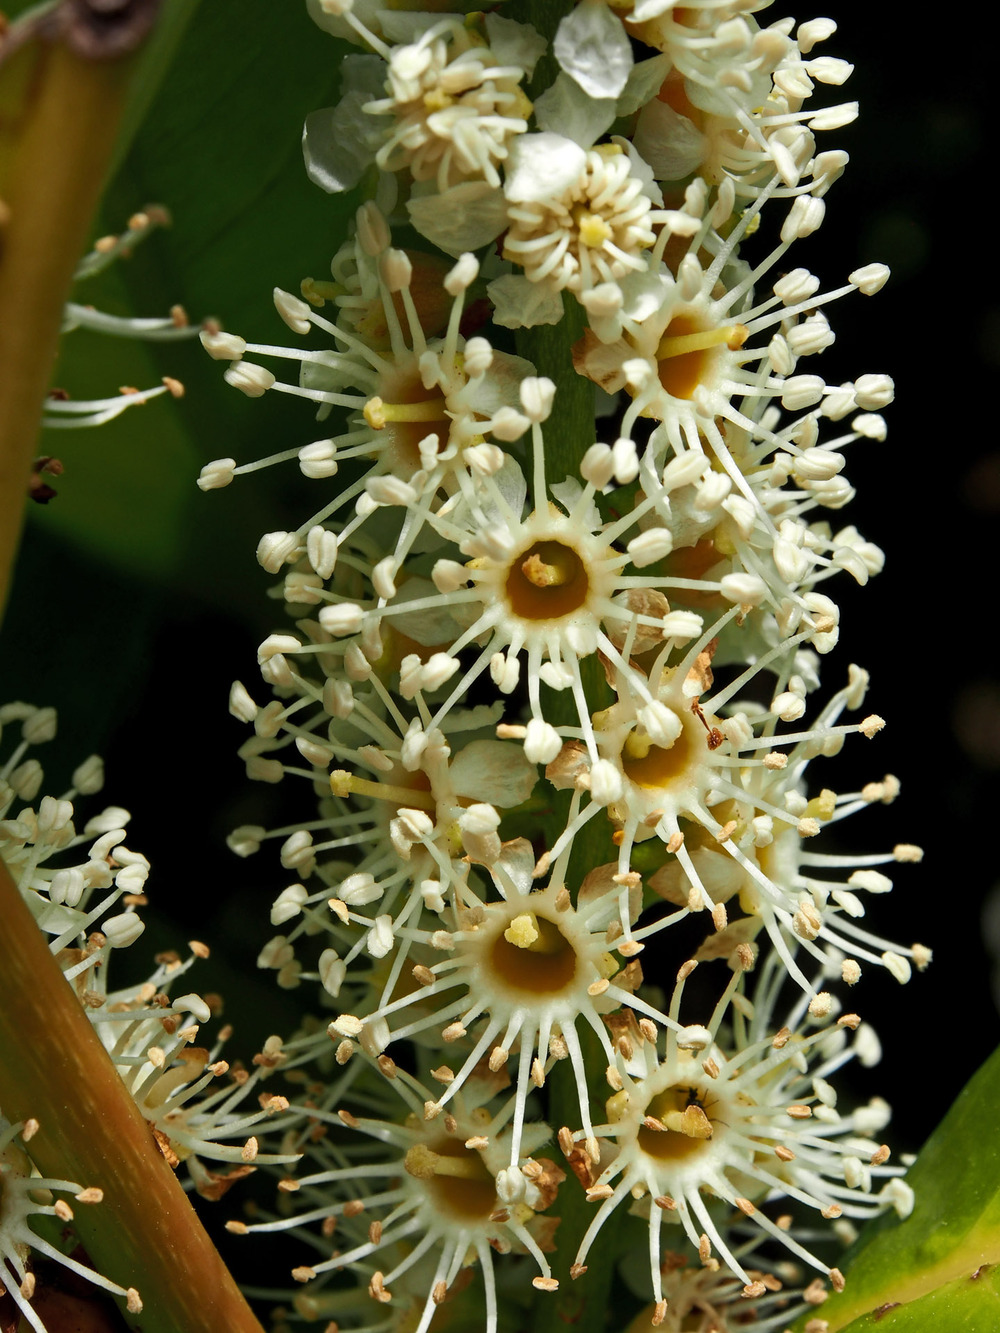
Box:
(0, 7), (156, 619)
(0, 858), (265, 1333)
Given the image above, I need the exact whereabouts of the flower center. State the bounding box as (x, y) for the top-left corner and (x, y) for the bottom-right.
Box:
(638, 1084), (716, 1162)
(572, 204), (614, 249)
(404, 1138), (497, 1222)
(505, 540), (590, 621)
(655, 316), (747, 401)
(488, 910), (578, 995)
(620, 720), (696, 790)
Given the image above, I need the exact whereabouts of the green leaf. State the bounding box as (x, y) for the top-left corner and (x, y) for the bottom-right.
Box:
(833, 1264), (1000, 1332)
(30, 0), (359, 609)
(796, 1045), (1000, 1331)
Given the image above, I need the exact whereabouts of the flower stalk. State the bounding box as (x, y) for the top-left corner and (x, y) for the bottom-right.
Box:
(0, 857), (265, 1333)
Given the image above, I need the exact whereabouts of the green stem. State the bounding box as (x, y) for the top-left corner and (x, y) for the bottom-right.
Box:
(532, 1029), (624, 1333)
(514, 242), (621, 1333)
(0, 859), (265, 1333)
(516, 293), (594, 490)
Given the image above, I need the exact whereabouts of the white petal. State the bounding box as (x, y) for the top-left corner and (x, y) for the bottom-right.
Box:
(488, 274), (565, 330)
(633, 101), (707, 182)
(450, 739), (538, 808)
(504, 132), (587, 203)
(534, 72), (615, 148)
(554, 0), (633, 99)
(407, 181), (508, 256)
(484, 13), (547, 76)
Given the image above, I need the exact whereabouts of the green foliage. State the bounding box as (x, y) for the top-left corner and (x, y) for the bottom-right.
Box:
(796, 1044), (1000, 1331)
(32, 0), (359, 605)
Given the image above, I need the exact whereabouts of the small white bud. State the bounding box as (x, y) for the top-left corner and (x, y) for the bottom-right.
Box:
(489, 407), (531, 441)
(661, 610), (703, 640)
(524, 719), (562, 765)
(463, 337), (493, 376)
(23, 707), (57, 745)
(520, 377), (556, 422)
(720, 572), (766, 606)
(627, 528), (673, 567)
(589, 759), (623, 806)
(200, 330), (246, 360)
(224, 361), (275, 397)
(299, 440), (338, 479)
(781, 195), (825, 243)
(273, 288), (312, 334)
(780, 375), (826, 411)
(367, 914), (395, 959)
(356, 200), (389, 256)
(307, 525), (338, 579)
(197, 458), (237, 491)
(256, 531), (301, 573)
(854, 373), (894, 410)
(662, 450), (709, 491)
(849, 262), (890, 295)
(271, 884), (308, 926)
(638, 702), (682, 748)
(102, 912), (145, 949)
(71, 755), (104, 796)
(444, 253), (479, 295)
(773, 268), (820, 305)
(318, 603), (364, 636)
(379, 248), (412, 293)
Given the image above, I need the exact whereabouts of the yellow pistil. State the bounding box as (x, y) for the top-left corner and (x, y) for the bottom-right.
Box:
(503, 912), (571, 958)
(504, 912), (540, 949)
(363, 394), (449, 431)
(300, 277), (341, 308)
(623, 727), (656, 762)
(404, 1143), (485, 1181)
(329, 769), (437, 810)
(521, 547), (575, 588)
(574, 207), (613, 248)
(658, 1104), (713, 1139)
(657, 324), (748, 360)
(423, 88), (453, 112)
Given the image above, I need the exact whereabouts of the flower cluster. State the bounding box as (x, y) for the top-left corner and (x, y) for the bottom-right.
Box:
(0, 705), (298, 1327)
(201, 2), (925, 1329)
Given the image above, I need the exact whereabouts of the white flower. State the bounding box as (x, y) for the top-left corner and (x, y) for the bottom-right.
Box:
(205, 206), (534, 572)
(230, 682), (537, 971)
(84, 951), (297, 1189)
(1, 703), (149, 965)
(232, 1061), (563, 1333)
(304, 18), (533, 199)
(570, 956), (909, 1306)
(555, 636), (917, 990)
(336, 837), (683, 1163)
(623, 3), (855, 197)
(498, 139), (661, 311)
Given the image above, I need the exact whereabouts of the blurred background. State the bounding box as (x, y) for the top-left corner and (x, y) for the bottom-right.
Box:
(0, 0), (993, 1195)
